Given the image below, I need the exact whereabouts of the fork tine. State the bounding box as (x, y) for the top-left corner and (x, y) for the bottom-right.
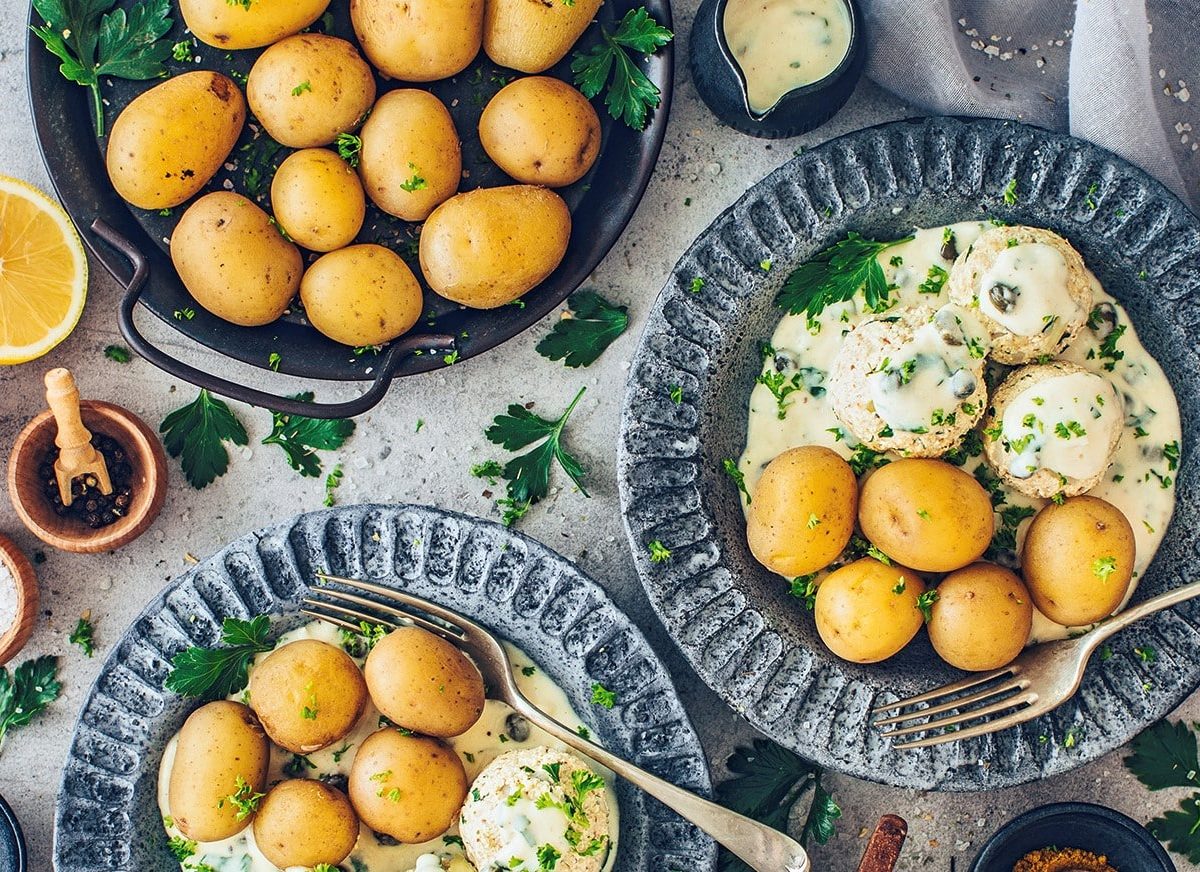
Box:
(315, 572), (477, 636)
(870, 666), (1016, 714)
(892, 705), (1038, 750)
(872, 679), (1031, 727)
(302, 598), (403, 631)
(307, 588), (465, 640)
(878, 690), (1038, 740)
(300, 607), (363, 634)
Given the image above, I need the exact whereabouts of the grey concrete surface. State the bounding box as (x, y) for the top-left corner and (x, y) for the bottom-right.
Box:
(1, 3), (1197, 871)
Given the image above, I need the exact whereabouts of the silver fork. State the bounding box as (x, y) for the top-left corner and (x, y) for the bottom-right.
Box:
(873, 579), (1200, 749)
(304, 572), (810, 872)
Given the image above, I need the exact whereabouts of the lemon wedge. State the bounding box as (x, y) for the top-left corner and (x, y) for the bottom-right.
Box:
(0, 175), (88, 364)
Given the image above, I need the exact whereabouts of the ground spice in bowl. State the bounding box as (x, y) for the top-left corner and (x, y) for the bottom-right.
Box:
(39, 433), (135, 529)
(1014, 847), (1118, 872)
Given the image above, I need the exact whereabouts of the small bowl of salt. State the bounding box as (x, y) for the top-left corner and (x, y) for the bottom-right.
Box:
(0, 534), (38, 666)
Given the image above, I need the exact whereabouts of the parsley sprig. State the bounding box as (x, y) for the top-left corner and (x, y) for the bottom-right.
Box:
(536, 291), (629, 368)
(718, 739), (840, 871)
(32, 0), (174, 137)
(69, 614), (96, 657)
(484, 387), (589, 525)
(0, 656), (62, 750)
(571, 7), (673, 131)
(160, 390), (249, 490)
(776, 232), (913, 318)
(165, 616), (273, 700)
(262, 393), (355, 478)
(1126, 720), (1200, 864)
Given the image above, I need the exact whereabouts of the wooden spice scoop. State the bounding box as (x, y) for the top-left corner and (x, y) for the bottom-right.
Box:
(855, 815), (909, 872)
(44, 368), (112, 506)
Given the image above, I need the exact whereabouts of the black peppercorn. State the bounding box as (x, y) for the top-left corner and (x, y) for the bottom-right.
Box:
(39, 433), (137, 529)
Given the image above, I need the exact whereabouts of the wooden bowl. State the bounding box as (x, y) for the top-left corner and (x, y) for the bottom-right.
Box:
(7, 401), (167, 554)
(0, 534), (38, 666)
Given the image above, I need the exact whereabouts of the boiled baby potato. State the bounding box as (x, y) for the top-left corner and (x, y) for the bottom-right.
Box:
(359, 89), (461, 222)
(483, 0), (603, 73)
(179, 0), (332, 50)
(814, 558), (926, 664)
(300, 244), (423, 346)
(746, 446), (857, 577)
(248, 639), (369, 753)
(171, 192), (302, 327)
(168, 701), (270, 842)
(858, 459), (994, 573)
(271, 148), (366, 252)
(351, 0), (484, 81)
(479, 76), (601, 188)
(247, 34), (377, 148)
(927, 563), (1033, 671)
(1021, 495), (1136, 626)
(349, 728), (468, 843)
(106, 71), (245, 211)
(252, 779), (358, 869)
(364, 626), (486, 737)
(420, 185), (570, 309)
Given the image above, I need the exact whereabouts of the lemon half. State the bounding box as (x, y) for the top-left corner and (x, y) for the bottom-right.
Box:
(0, 175), (88, 364)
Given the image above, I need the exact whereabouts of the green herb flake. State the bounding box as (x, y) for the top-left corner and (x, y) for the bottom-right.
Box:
(104, 344), (131, 363)
(590, 683), (617, 709)
(69, 615), (95, 657)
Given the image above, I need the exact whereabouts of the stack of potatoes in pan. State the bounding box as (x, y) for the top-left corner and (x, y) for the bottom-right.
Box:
(105, 0), (605, 348)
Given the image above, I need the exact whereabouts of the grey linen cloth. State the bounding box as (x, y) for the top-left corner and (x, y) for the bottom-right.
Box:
(862, 0), (1200, 212)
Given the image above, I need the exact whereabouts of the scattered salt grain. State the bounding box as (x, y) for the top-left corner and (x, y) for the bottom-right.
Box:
(0, 561), (16, 636)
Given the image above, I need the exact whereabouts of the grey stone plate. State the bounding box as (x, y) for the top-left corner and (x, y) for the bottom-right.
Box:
(53, 505), (717, 871)
(617, 116), (1199, 791)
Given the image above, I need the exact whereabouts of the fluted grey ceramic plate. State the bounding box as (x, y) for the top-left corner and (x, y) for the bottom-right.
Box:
(617, 116), (1199, 791)
(54, 505), (717, 871)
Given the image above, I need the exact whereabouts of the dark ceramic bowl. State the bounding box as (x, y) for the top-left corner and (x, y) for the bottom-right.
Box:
(0, 793), (27, 872)
(970, 802), (1175, 872)
(690, 0), (866, 138)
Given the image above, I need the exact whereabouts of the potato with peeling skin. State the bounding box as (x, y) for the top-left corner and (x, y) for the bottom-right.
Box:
(179, 0), (332, 50)
(349, 729), (468, 843)
(746, 446), (857, 578)
(351, 0), (484, 82)
(252, 779), (359, 869)
(479, 77), (602, 188)
(168, 701), (270, 842)
(106, 71), (245, 211)
(483, 0), (603, 73)
(814, 558), (926, 664)
(170, 192), (302, 327)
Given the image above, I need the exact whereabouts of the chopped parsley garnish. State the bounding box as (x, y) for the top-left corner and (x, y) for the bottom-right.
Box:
(866, 544), (891, 565)
(590, 683), (617, 709)
(335, 132), (363, 168)
(647, 540), (671, 562)
(324, 463), (344, 508)
(484, 387), (589, 525)
(891, 579), (907, 595)
(790, 574), (819, 610)
(1003, 178), (1019, 205)
(756, 369), (802, 420)
(31, 0), (174, 137)
(399, 162), (428, 192)
(1135, 645), (1157, 664)
(570, 7), (673, 130)
(848, 443), (890, 476)
(291, 80), (312, 96)
(722, 459), (752, 504)
(223, 775), (264, 821)
(965, 335), (987, 359)
(262, 393), (355, 478)
(1093, 555), (1118, 581)
(536, 291), (629, 368)
(165, 616), (273, 699)
(1098, 323), (1127, 372)
(669, 384), (683, 403)
(283, 754), (316, 777)
(917, 264), (949, 295)
(104, 344), (131, 363)
(69, 615), (95, 657)
(807, 513), (820, 529)
(689, 276), (705, 294)
(537, 844), (563, 869)
(160, 390), (249, 489)
(0, 656), (61, 748)
(776, 232), (912, 318)
(167, 835), (197, 860)
(915, 590), (939, 623)
(1164, 441), (1180, 471)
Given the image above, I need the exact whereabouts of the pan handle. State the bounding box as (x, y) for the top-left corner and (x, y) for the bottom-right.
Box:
(91, 219), (452, 419)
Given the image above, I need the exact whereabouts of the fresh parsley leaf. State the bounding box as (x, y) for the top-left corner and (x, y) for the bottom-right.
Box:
(262, 393), (355, 478)
(1147, 795), (1200, 865)
(484, 387), (589, 523)
(335, 132), (363, 168)
(240, 134), (285, 199)
(164, 616), (273, 700)
(0, 655), (62, 748)
(915, 590), (939, 623)
(571, 7), (673, 131)
(536, 291), (629, 368)
(167, 835), (197, 861)
(776, 232), (912, 318)
(104, 344), (131, 363)
(1126, 720), (1200, 791)
(32, 0), (174, 137)
(718, 739), (839, 872)
(160, 390), (249, 489)
(69, 615), (96, 657)
(722, 459), (752, 504)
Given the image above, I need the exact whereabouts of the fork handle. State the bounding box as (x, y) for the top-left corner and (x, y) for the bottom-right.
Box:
(1086, 579), (1200, 647)
(509, 694), (810, 872)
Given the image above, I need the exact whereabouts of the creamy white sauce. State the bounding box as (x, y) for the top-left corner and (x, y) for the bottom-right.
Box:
(159, 622), (619, 872)
(739, 222), (1181, 644)
(998, 371), (1122, 481)
(977, 242), (1084, 337)
(723, 0), (852, 114)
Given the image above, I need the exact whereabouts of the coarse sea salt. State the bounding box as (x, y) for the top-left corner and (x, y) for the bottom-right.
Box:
(0, 560), (16, 636)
